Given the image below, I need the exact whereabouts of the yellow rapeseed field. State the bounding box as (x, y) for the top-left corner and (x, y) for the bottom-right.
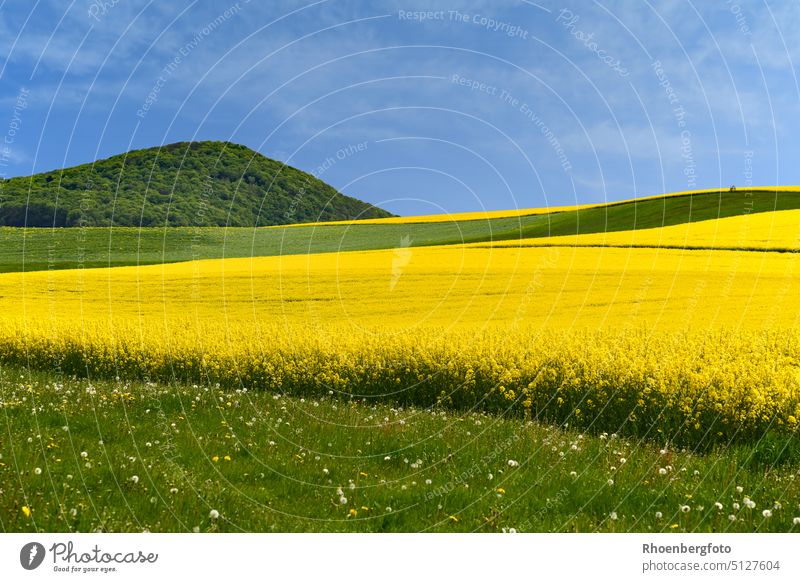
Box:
(3, 244), (800, 330)
(1, 238), (800, 444)
(483, 208), (800, 252)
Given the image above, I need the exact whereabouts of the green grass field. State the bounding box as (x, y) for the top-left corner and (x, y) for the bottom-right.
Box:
(3, 189), (797, 272)
(2, 370), (798, 533)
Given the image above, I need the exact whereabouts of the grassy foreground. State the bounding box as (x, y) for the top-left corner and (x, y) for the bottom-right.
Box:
(2, 369), (798, 533)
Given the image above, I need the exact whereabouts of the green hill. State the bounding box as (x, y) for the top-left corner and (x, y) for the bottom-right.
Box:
(0, 141), (393, 227)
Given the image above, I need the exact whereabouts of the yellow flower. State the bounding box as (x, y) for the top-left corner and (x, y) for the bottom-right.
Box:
(224, 455), (231, 461)
(22, 506), (31, 518)
(211, 456), (219, 462)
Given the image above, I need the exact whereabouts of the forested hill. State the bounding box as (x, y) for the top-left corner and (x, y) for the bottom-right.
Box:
(0, 141), (393, 227)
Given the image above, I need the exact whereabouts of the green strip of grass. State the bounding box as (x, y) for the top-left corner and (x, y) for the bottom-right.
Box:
(0, 189), (797, 273)
(1, 369), (797, 532)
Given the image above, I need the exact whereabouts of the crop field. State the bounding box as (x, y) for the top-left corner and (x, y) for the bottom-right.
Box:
(2, 190), (800, 532)
(483, 208), (800, 253)
(3, 187), (800, 273)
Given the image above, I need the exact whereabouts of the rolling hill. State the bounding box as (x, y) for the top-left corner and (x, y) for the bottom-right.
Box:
(1, 186), (799, 273)
(0, 141), (393, 227)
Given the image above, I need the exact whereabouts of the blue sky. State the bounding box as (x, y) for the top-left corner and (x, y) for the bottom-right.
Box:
(1, 0), (798, 215)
